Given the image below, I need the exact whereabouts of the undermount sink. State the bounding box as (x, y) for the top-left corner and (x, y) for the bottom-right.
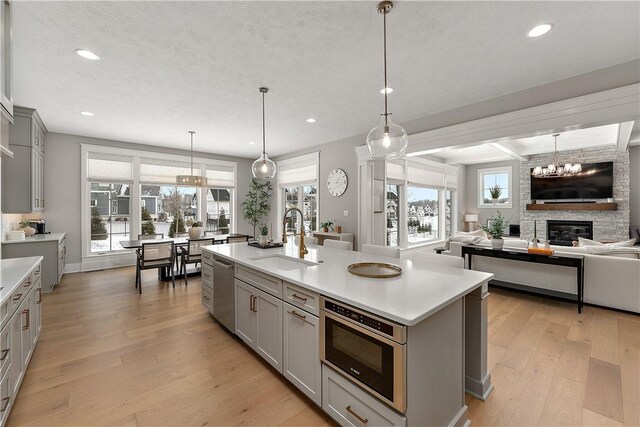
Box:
(249, 254), (319, 271)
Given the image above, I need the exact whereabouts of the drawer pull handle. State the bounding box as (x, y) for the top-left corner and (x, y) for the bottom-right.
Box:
(0, 348), (9, 361)
(13, 293), (23, 301)
(1, 396), (10, 412)
(292, 293), (308, 303)
(250, 295), (256, 312)
(346, 406), (368, 424)
(22, 309), (30, 330)
(203, 295), (210, 301)
(24, 280), (32, 287)
(37, 289), (42, 304)
(290, 310), (306, 321)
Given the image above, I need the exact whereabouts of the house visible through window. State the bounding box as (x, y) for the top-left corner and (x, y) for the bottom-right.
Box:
(478, 166), (512, 208)
(386, 184), (400, 247)
(206, 188), (232, 234)
(277, 152), (320, 237)
(407, 186), (439, 244)
(283, 185), (317, 234)
(90, 183), (131, 253)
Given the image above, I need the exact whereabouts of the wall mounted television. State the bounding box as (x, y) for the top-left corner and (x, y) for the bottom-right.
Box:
(530, 161), (614, 200)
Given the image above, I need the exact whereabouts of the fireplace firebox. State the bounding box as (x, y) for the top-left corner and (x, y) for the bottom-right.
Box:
(547, 220), (593, 246)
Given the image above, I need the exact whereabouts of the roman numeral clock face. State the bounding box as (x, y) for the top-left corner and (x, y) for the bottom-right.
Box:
(327, 168), (348, 197)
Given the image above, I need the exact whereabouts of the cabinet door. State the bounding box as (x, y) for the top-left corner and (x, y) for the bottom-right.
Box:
(9, 307), (22, 396)
(1, 365), (11, 427)
(255, 288), (283, 373)
(39, 153), (44, 209)
(234, 279), (256, 348)
(31, 278), (42, 346)
(57, 244), (65, 283)
(31, 149), (38, 210)
(20, 294), (33, 368)
(283, 302), (321, 405)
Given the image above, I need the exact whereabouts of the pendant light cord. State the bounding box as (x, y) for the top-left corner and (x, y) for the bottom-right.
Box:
(262, 90), (266, 159)
(383, 8), (389, 130)
(189, 131), (195, 175)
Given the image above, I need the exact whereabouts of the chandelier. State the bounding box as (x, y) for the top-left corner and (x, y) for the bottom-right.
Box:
(531, 133), (581, 178)
(176, 131), (207, 187)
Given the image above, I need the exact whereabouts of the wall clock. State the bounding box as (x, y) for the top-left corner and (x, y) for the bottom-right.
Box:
(327, 168), (348, 197)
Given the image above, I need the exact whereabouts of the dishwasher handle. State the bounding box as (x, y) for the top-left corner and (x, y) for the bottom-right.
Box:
(210, 258), (234, 270)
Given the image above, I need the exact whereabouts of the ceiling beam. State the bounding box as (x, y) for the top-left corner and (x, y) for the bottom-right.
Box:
(488, 142), (529, 162)
(616, 121), (634, 152)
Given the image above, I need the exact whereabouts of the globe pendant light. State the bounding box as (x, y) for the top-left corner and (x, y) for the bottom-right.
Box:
(366, 1), (408, 159)
(176, 131), (207, 187)
(252, 87), (277, 179)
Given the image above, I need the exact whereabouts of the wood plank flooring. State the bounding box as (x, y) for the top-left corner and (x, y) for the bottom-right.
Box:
(7, 267), (638, 426)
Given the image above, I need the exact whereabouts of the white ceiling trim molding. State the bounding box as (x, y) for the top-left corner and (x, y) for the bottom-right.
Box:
(406, 83), (640, 155)
(488, 142), (528, 162)
(616, 121), (635, 152)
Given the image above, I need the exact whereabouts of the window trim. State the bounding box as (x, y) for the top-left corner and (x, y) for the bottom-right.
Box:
(477, 166), (513, 209)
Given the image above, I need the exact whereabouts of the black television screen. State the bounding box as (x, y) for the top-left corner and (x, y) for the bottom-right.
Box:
(530, 161), (613, 200)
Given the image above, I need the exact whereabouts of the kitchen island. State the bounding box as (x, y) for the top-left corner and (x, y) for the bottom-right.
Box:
(203, 243), (493, 427)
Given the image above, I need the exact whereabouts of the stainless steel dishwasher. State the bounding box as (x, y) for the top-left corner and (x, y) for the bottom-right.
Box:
(211, 256), (235, 333)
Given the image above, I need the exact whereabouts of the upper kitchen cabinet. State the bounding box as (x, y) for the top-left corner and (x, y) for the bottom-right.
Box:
(2, 107), (48, 213)
(0, 1), (12, 120)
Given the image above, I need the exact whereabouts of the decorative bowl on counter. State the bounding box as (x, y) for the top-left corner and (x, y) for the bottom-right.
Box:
(348, 262), (402, 279)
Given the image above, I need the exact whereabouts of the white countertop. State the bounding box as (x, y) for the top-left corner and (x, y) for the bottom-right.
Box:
(2, 232), (66, 245)
(0, 256), (43, 305)
(203, 243), (493, 326)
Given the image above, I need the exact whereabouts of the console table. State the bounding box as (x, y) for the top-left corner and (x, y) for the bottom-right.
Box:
(461, 245), (585, 313)
(312, 231), (354, 246)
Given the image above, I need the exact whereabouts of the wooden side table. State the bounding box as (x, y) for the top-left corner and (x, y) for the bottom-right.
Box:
(312, 231), (354, 247)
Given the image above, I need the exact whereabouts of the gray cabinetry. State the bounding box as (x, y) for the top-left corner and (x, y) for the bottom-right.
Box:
(0, 0), (12, 119)
(2, 107), (47, 213)
(2, 234), (65, 292)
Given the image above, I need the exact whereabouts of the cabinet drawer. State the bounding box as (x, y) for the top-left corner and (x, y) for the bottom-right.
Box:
(235, 265), (283, 298)
(10, 283), (28, 316)
(1, 366), (11, 426)
(201, 284), (213, 313)
(202, 263), (213, 287)
(284, 282), (319, 316)
(202, 250), (213, 264)
(322, 366), (406, 427)
(32, 263), (42, 283)
(0, 324), (9, 374)
(0, 301), (8, 330)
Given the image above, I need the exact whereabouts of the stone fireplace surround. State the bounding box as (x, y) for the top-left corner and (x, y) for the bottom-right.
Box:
(520, 146), (630, 242)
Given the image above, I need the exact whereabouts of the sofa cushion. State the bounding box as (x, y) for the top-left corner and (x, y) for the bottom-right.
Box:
(578, 237), (637, 247)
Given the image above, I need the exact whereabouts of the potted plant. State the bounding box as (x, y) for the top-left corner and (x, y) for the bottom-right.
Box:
(241, 178), (273, 239)
(319, 220), (334, 233)
(258, 223), (269, 246)
(481, 211), (508, 249)
(19, 220), (36, 237)
(489, 185), (502, 205)
(189, 221), (203, 239)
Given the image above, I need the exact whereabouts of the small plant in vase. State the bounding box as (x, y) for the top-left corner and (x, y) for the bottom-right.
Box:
(19, 220), (36, 237)
(258, 224), (269, 246)
(189, 221), (203, 239)
(489, 185), (502, 205)
(481, 211), (508, 250)
(319, 220), (334, 233)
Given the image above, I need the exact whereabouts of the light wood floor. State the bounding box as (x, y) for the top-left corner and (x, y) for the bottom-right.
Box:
(6, 267), (639, 426)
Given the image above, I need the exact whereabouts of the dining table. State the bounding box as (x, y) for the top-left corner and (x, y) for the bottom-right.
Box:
(120, 233), (251, 280)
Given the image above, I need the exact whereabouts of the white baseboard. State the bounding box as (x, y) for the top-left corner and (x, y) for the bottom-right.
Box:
(64, 263), (81, 274)
(81, 252), (136, 272)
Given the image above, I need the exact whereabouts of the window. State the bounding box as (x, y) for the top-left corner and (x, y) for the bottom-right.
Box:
(407, 187), (439, 244)
(206, 188), (232, 234)
(90, 183), (131, 253)
(386, 184), (400, 247)
(140, 185), (196, 238)
(478, 166), (512, 208)
(445, 190), (454, 237)
(277, 152), (320, 236)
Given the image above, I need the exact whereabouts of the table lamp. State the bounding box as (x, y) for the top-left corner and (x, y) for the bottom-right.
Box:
(464, 214), (479, 231)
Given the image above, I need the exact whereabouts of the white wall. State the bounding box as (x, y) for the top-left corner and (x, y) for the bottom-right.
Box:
(629, 145), (640, 227)
(44, 133), (254, 267)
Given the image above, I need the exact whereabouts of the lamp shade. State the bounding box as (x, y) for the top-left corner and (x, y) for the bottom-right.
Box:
(464, 214), (479, 222)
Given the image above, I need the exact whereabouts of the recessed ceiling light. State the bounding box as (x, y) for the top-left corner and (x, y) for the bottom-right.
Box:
(527, 24), (553, 38)
(80, 111), (94, 117)
(380, 87), (394, 94)
(75, 49), (100, 61)
(306, 118), (316, 123)
(248, 141), (256, 145)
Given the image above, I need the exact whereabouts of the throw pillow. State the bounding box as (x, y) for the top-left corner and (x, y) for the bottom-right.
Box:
(578, 237), (637, 247)
(578, 237), (602, 247)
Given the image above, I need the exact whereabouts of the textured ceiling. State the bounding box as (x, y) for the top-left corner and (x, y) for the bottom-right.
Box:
(12, 1), (640, 158)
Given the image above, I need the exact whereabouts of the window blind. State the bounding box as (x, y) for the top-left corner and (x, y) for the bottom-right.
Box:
(87, 153), (133, 181)
(445, 169), (458, 190)
(206, 166), (235, 188)
(277, 152), (319, 187)
(407, 162), (445, 189)
(139, 159), (193, 185)
(387, 161), (406, 181)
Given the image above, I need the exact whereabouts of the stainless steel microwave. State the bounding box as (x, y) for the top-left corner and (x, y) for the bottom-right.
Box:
(320, 297), (407, 413)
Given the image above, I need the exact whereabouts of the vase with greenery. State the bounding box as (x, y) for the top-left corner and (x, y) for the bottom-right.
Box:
(242, 178), (272, 239)
(91, 207), (108, 240)
(19, 219), (36, 237)
(481, 211), (508, 249)
(489, 185), (502, 204)
(189, 220), (203, 239)
(258, 223), (269, 245)
(319, 220), (334, 233)
(141, 207), (156, 236)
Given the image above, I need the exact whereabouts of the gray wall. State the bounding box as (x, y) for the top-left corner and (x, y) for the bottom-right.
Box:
(44, 133), (254, 266)
(464, 160), (521, 230)
(630, 145), (640, 227)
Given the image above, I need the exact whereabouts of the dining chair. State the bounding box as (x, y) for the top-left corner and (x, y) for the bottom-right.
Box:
(138, 233), (164, 240)
(323, 239), (352, 250)
(136, 241), (175, 294)
(294, 235), (318, 246)
(227, 235), (249, 244)
(362, 244), (400, 259)
(412, 251), (464, 269)
(179, 238), (214, 285)
(174, 232), (189, 238)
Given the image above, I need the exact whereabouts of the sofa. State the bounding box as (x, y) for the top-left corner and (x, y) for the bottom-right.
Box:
(448, 238), (640, 313)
